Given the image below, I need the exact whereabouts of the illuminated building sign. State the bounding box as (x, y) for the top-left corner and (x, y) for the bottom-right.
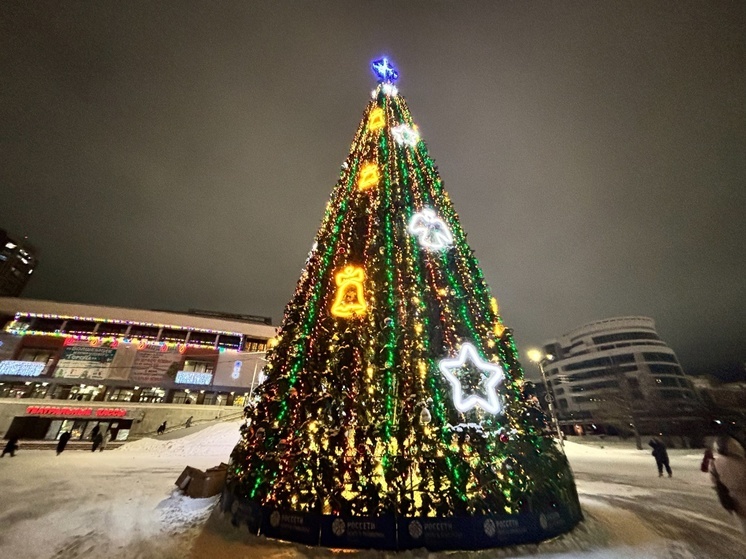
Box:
(25, 406), (127, 418)
(175, 371), (213, 385)
(0, 360), (45, 377)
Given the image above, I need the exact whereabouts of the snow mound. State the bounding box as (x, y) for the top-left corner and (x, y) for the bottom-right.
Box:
(118, 421), (242, 457)
(157, 489), (219, 531)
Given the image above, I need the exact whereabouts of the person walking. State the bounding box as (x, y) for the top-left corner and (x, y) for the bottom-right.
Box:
(185, 416), (193, 428)
(91, 430), (103, 452)
(157, 421), (167, 435)
(90, 423), (100, 441)
(709, 433), (746, 535)
(56, 431), (72, 455)
(649, 438), (672, 477)
(2, 436), (19, 457)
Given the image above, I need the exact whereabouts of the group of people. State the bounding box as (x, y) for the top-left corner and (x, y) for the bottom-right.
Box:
(53, 424), (112, 454)
(649, 432), (746, 535)
(89, 424), (111, 452)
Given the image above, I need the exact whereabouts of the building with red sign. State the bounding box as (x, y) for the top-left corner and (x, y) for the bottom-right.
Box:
(0, 297), (276, 443)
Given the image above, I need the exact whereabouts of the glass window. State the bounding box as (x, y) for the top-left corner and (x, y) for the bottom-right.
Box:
(182, 360), (215, 374)
(217, 335), (241, 350)
(642, 352), (678, 363)
(655, 377), (680, 387)
(189, 331), (217, 346)
(172, 390), (198, 404)
(28, 383), (50, 398)
(128, 326), (160, 340)
(67, 385), (103, 401)
(97, 322), (129, 337)
(649, 363), (683, 375)
(571, 380), (619, 393)
(563, 354), (635, 372)
(64, 320), (97, 334)
(660, 389), (687, 400)
(32, 318), (65, 333)
(57, 419), (85, 440)
(564, 364), (637, 382)
(591, 332), (661, 345)
(45, 420), (64, 440)
(161, 329), (188, 343)
(106, 388), (134, 402)
(137, 387), (165, 403)
(17, 349), (55, 364)
(0, 382), (32, 398)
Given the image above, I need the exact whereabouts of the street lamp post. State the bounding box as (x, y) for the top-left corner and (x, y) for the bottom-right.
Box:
(527, 349), (564, 449)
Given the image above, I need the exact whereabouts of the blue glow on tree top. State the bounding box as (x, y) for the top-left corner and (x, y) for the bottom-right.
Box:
(371, 57), (399, 83)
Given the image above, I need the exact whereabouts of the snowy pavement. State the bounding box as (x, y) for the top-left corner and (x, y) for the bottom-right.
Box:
(0, 423), (744, 559)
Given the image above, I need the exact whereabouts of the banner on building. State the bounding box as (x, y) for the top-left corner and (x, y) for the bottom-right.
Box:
(129, 348), (182, 385)
(54, 345), (117, 380)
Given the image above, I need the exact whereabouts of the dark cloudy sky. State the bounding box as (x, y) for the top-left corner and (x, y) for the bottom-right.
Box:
(1, 2), (744, 380)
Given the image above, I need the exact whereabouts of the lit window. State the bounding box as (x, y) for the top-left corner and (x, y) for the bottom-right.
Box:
(182, 360), (215, 373)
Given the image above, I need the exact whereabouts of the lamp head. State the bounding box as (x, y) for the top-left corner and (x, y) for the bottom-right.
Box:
(527, 349), (543, 363)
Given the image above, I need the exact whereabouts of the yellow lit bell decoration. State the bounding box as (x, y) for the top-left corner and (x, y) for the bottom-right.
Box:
(331, 265), (367, 318)
(368, 107), (385, 131)
(357, 162), (379, 191)
(491, 297), (506, 337)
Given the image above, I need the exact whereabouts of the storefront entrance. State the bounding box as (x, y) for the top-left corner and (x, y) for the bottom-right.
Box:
(5, 415), (133, 441)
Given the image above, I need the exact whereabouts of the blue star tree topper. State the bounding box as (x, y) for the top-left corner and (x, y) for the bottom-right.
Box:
(371, 57), (399, 83)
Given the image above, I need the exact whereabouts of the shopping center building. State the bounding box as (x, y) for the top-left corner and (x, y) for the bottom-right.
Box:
(0, 297), (276, 443)
(541, 316), (704, 438)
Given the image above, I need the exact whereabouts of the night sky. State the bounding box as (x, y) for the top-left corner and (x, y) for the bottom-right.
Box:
(1, 2), (744, 380)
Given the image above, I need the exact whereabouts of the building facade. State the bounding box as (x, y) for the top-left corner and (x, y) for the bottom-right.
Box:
(0, 228), (37, 296)
(689, 375), (746, 425)
(541, 316), (703, 437)
(0, 297), (276, 443)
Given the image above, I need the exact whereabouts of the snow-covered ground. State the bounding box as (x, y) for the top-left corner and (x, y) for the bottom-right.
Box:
(1, 422), (744, 559)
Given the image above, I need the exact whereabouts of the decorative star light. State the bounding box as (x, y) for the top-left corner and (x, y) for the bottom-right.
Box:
(371, 57), (399, 83)
(408, 208), (454, 251)
(392, 124), (420, 147)
(439, 343), (505, 414)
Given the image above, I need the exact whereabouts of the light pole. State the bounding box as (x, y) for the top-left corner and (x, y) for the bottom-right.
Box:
(527, 349), (564, 449)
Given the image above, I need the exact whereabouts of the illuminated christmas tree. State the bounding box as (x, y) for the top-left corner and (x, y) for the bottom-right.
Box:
(226, 58), (582, 550)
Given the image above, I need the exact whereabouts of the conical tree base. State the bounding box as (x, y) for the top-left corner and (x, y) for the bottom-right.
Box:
(225, 59), (582, 550)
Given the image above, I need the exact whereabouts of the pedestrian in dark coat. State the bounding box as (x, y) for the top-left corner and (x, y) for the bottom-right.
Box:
(56, 431), (72, 455)
(2, 437), (19, 457)
(91, 430), (103, 452)
(157, 421), (167, 435)
(710, 434), (746, 534)
(649, 438), (672, 477)
(90, 424), (100, 441)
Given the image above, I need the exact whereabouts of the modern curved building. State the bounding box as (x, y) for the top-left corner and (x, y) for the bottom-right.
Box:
(541, 316), (702, 437)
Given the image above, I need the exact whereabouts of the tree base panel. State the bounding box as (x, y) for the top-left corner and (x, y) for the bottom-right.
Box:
(220, 487), (583, 550)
